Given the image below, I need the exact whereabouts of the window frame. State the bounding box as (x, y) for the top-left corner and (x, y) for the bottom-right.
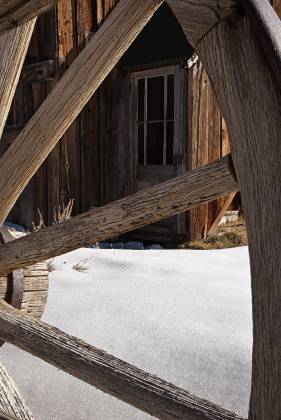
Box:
(132, 65), (181, 167)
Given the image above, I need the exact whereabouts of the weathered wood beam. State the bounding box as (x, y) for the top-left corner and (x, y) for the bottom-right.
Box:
(0, 1), (53, 32)
(0, 20), (36, 139)
(0, 301), (245, 420)
(239, 0), (281, 90)
(0, 357), (34, 420)
(0, 0), (164, 226)
(166, 0), (240, 47)
(192, 4), (281, 419)
(0, 155), (238, 274)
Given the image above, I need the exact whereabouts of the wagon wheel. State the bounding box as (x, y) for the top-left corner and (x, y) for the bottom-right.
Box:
(0, 0), (280, 419)
(0, 226), (49, 327)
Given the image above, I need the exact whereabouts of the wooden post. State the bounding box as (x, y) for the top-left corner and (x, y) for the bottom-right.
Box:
(0, 302), (244, 420)
(0, 20), (36, 139)
(0, 357), (34, 420)
(0, 155), (238, 274)
(0, 0), (164, 226)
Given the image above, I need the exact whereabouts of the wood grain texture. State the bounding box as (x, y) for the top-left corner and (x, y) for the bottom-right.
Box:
(187, 61), (222, 240)
(0, 302), (244, 420)
(0, 0), (53, 32)
(196, 13), (281, 420)
(0, 20), (36, 139)
(0, 0), (164, 226)
(239, 0), (281, 90)
(166, 0), (239, 46)
(0, 357), (33, 420)
(0, 155), (238, 274)
(3, 8), (58, 229)
(0, 228), (49, 319)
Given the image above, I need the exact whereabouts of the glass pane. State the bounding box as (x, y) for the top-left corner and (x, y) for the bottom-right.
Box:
(166, 121), (174, 165)
(138, 123), (144, 165)
(167, 74), (174, 120)
(147, 122), (164, 165)
(147, 76), (164, 121)
(137, 79), (145, 122)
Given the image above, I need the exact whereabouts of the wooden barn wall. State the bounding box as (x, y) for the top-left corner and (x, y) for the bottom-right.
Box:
(1, 9), (58, 228)
(1, 1), (121, 229)
(0, 0), (230, 241)
(5, 0), (279, 240)
(55, 0), (122, 217)
(187, 62), (225, 240)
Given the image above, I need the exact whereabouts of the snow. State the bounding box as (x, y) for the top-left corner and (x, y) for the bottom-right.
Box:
(0, 247), (252, 419)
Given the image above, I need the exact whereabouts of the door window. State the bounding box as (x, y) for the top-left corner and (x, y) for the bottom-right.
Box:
(135, 68), (178, 166)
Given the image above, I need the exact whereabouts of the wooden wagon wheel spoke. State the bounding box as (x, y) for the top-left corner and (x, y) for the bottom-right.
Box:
(0, 1), (54, 33)
(0, 0), (280, 419)
(0, 0), (164, 226)
(185, 1), (281, 418)
(0, 20), (36, 140)
(0, 357), (34, 420)
(0, 301), (244, 420)
(239, 0), (281, 90)
(0, 155), (238, 274)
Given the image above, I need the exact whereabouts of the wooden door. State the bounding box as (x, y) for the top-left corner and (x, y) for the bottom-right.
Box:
(131, 65), (187, 242)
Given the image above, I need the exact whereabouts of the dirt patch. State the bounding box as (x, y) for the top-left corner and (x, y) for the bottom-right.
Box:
(181, 218), (248, 250)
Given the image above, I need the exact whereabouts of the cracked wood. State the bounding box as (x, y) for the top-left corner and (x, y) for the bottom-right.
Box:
(195, 3), (281, 419)
(0, 155), (238, 274)
(0, 301), (244, 420)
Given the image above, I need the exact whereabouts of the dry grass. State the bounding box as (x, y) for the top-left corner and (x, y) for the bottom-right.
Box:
(182, 218), (248, 250)
(32, 199), (74, 232)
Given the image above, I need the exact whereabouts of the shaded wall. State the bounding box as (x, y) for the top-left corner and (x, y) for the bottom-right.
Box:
(0, 0), (249, 242)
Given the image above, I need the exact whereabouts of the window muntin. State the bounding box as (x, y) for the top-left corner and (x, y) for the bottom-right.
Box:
(136, 70), (176, 166)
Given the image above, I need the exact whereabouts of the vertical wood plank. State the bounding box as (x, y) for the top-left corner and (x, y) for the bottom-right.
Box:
(78, 0), (101, 212)
(56, 0), (77, 221)
(32, 10), (58, 227)
(206, 72), (223, 231)
(187, 60), (230, 239)
(187, 62), (210, 240)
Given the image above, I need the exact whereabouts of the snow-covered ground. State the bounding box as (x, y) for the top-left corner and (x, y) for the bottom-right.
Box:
(1, 247), (252, 419)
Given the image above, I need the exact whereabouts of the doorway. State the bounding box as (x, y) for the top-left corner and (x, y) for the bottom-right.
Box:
(131, 65), (187, 242)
